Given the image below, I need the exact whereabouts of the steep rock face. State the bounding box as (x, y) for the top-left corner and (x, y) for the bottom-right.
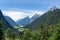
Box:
(25, 9), (60, 30)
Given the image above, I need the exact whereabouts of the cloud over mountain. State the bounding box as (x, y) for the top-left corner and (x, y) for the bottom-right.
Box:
(2, 10), (44, 21)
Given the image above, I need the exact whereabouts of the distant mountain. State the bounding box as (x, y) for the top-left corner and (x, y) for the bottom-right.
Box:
(16, 16), (30, 26)
(16, 14), (40, 26)
(4, 16), (18, 27)
(25, 8), (60, 30)
(30, 14), (40, 23)
(49, 6), (58, 11)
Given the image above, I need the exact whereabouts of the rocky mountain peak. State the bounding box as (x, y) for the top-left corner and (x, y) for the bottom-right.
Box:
(50, 6), (58, 11)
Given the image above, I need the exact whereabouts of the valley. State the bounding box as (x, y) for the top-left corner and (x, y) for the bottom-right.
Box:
(0, 6), (60, 40)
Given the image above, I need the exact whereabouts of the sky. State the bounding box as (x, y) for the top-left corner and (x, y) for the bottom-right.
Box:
(0, 0), (60, 21)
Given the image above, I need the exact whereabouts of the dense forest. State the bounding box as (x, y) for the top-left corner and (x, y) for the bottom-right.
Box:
(0, 8), (60, 40)
(1, 23), (60, 40)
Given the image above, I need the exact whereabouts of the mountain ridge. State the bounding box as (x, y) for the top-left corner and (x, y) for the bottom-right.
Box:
(4, 16), (18, 27)
(25, 8), (60, 30)
(16, 14), (40, 26)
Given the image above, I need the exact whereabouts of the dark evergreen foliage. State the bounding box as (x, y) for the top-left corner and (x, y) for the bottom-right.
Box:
(0, 24), (4, 40)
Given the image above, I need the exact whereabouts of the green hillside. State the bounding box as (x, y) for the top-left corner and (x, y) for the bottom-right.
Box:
(22, 8), (60, 40)
(25, 9), (60, 30)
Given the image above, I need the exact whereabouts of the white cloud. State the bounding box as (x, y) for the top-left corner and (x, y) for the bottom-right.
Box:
(2, 10), (45, 21)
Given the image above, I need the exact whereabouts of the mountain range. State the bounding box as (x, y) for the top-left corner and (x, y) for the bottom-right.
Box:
(1, 6), (60, 40)
(16, 14), (40, 26)
(25, 7), (60, 30)
(23, 6), (60, 40)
